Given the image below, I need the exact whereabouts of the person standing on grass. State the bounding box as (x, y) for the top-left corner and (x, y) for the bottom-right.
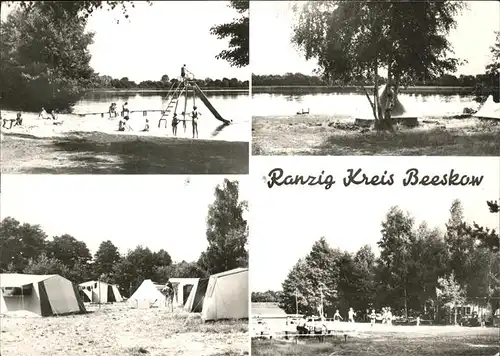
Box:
(370, 309), (377, 327)
(348, 307), (356, 323)
(333, 309), (343, 323)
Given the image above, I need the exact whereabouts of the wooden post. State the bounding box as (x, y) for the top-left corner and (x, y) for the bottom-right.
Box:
(183, 83), (188, 133)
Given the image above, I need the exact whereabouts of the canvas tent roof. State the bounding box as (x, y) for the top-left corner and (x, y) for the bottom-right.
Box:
(473, 95), (500, 120)
(0, 273), (86, 317)
(201, 268), (248, 322)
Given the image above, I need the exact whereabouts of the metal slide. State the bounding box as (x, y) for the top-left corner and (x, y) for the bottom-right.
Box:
(193, 85), (231, 125)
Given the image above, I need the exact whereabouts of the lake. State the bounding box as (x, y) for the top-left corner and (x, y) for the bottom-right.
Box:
(71, 91), (250, 141)
(251, 92), (479, 118)
(0, 91), (250, 142)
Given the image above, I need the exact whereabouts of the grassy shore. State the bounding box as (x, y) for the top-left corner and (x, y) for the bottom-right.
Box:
(252, 326), (499, 356)
(252, 115), (500, 156)
(1, 304), (248, 356)
(1, 131), (249, 174)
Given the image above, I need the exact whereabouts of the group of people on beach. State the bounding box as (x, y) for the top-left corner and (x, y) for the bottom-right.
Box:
(170, 106), (200, 138)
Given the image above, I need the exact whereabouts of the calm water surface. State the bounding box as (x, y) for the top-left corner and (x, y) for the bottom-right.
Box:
(71, 91), (250, 141)
(252, 92), (478, 118)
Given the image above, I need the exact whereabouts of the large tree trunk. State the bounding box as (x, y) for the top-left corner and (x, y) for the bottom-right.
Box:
(376, 60), (394, 131)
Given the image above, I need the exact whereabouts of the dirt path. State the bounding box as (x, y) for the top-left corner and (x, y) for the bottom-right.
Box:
(0, 305), (248, 356)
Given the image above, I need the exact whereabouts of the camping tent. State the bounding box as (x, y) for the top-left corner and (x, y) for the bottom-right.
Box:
(0, 273), (86, 317)
(0, 289), (7, 315)
(168, 278), (199, 307)
(473, 95), (500, 120)
(184, 277), (209, 313)
(201, 268), (248, 321)
(79, 281), (123, 303)
(127, 279), (166, 308)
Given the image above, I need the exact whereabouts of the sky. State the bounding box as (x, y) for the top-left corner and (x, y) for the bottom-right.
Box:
(251, 1), (500, 76)
(250, 157), (500, 292)
(0, 175), (249, 263)
(0, 1), (249, 83)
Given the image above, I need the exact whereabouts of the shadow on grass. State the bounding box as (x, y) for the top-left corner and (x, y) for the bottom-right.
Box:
(314, 128), (500, 156)
(4, 132), (249, 174)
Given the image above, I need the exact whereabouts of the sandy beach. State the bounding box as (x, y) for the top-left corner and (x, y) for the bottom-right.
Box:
(252, 115), (500, 156)
(0, 304), (249, 356)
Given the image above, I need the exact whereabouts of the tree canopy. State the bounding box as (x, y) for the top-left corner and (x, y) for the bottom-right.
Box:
(210, 0), (249, 68)
(291, 1), (466, 128)
(277, 199), (500, 324)
(198, 179), (249, 274)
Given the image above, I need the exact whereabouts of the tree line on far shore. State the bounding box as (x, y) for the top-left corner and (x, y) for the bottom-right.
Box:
(0, 179), (248, 298)
(252, 199), (499, 325)
(252, 72), (498, 94)
(91, 74), (249, 90)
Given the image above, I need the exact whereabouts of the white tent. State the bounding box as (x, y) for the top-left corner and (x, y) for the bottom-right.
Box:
(473, 95), (500, 120)
(0, 288), (7, 314)
(79, 281), (123, 303)
(0, 273), (86, 316)
(127, 279), (166, 308)
(201, 268), (248, 322)
(168, 278), (199, 307)
(184, 277), (210, 312)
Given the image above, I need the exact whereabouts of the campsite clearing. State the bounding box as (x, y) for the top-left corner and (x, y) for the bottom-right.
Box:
(0, 131), (249, 174)
(251, 325), (499, 356)
(0, 303), (248, 356)
(252, 115), (500, 156)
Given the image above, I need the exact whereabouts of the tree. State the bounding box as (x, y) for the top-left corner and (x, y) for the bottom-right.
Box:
(46, 234), (92, 269)
(1, 1), (149, 111)
(291, 1), (465, 129)
(376, 206), (415, 318)
(6, 1), (144, 22)
(444, 199), (474, 287)
(281, 238), (342, 317)
(0, 217), (48, 272)
(93, 240), (121, 278)
(465, 200), (499, 253)
(153, 261), (208, 283)
(23, 253), (70, 277)
(486, 32), (500, 75)
(437, 272), (466, 325)
(197, 179), (248, 274)
(153, 249), (172, 267)
(0, 4), (95, 111)
(210, 0), (249, 67)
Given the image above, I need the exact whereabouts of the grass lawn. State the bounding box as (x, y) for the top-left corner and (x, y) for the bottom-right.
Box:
(0, 303), (249, 356)
(0, 131), (249, 174)
(252, 115), (500, 156)
(252, 327), (500, 356)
